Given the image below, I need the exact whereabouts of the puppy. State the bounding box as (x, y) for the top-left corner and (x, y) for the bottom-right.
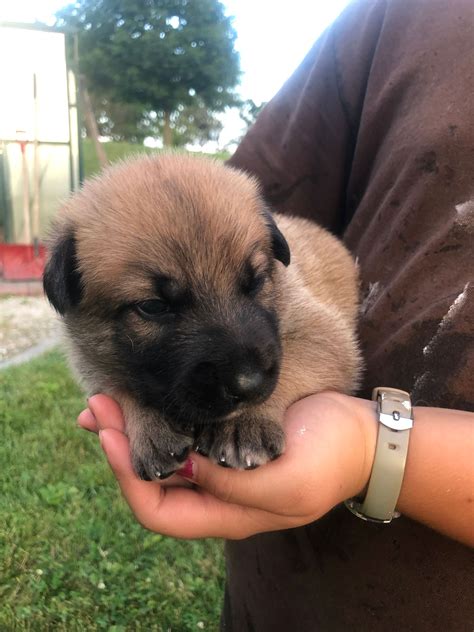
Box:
(44, 153), (361, 479)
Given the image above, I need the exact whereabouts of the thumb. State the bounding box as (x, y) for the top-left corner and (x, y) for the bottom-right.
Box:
(98, 428), (166, 526)
(178, 452), (290, 513)
(99, 428), (135, 478)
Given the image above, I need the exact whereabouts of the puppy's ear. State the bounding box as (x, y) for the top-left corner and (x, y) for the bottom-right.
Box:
(43, 228), (83, 314)
(263, 209), (291, 267)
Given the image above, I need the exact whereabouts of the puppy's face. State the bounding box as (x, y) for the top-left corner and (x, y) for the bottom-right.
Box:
(44, 154), (290, 428)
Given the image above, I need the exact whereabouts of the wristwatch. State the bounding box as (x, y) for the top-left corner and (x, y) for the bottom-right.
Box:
(345, 387), (413, 523)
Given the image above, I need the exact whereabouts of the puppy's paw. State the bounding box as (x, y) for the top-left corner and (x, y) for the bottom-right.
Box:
(130, 428), (193, 481)
(195, 416), (285, 470)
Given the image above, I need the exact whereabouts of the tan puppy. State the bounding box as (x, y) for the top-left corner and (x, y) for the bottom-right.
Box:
(44, 153), (361, 479)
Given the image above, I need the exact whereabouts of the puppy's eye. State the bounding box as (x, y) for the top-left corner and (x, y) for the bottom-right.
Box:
(241, 271), (265, 296)
(135, 299), (169, 320)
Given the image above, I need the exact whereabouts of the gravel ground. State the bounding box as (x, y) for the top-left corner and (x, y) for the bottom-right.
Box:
(0, 296), (61, 362)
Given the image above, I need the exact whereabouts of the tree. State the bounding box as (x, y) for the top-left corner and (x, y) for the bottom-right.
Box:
(92, 97), (152, 143)
(170, 100), (223, 146)
(90, 96), (223, 147)
(56, 0), (240, 147)
(239, 99), (266, 130)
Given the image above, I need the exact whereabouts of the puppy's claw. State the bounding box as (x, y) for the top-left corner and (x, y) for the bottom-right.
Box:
(218, 454), (231, 468)
(244, 456), (258, 470)
(195, 416), (285, 469)
(132, 432), (192, 480)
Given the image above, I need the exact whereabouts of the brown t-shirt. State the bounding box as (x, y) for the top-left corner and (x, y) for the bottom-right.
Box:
(224, 0), (474, 629)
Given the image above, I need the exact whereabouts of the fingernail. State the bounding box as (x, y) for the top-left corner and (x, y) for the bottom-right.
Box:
(81, 408), (96, 423)
(87, 397), (96, 412)
(176, 458), (194, 479)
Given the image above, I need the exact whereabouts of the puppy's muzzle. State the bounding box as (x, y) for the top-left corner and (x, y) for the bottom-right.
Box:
(185, 344), (280, 415)
(190, 360), (268, 401)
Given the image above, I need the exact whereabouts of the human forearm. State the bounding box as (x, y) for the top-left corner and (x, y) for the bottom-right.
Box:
(350, 394), (474, 546)
(396, 405), (474, 546)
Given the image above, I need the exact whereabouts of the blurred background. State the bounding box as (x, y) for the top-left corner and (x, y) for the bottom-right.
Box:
(0, 0), (350, 268)
(0, 1), (350, 629)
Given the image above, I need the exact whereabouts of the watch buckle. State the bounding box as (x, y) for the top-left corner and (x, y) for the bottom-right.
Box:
(372, 387), (414, 431)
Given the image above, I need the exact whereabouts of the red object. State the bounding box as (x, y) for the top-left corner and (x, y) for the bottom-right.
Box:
(176, 459), (194, 480)
(0, 244), (46, 281)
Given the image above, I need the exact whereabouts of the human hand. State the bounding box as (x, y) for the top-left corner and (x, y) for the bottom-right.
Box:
(77, 392), (377, 539)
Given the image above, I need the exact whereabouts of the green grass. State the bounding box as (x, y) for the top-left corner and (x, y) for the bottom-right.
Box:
(82, 140), (158, 178)
(82, 139), (231, 178)
(0, 350), (225, 631)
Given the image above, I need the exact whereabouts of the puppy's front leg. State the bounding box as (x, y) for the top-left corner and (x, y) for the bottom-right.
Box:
(118, 395), (194, 480)
(195, 411), (285, 470)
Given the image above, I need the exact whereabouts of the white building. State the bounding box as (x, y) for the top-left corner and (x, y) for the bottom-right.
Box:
(0, 23), (80, 246)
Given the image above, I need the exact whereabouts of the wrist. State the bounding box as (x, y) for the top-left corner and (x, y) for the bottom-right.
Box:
(311, 392), (378, 506)
(331, 393), (379, 502)
(348, 395), (379, 499)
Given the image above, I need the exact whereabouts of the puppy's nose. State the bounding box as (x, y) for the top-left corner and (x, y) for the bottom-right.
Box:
(228, 369), (265, 402)
(187, 361), (268, 406)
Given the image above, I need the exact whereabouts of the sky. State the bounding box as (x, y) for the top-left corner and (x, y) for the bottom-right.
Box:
(0, 0), (351, 147)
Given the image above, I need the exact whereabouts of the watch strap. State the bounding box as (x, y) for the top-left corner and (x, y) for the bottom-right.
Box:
(345, 387), (413, 523)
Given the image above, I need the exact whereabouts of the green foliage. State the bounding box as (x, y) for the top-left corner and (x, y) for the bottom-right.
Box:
(171, 100), (224, 147)
(82, 139), (157, 177)
(57, 0), (240, 145)
(91, 100), (224, 147)
(239, 99), (266, 131)
(92, 97), (153, 143)
(81, 139), (231, 178)
(0, 350), (225, 630)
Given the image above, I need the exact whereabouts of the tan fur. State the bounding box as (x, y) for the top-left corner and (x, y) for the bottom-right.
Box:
(64, 154), (270, 306)
(270, 215), (361, 403)
(46, 152), (362, 474)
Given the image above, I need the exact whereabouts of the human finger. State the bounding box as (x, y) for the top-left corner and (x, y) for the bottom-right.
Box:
(99, 428), (285, 538)
(88, 394), (127, 432)
(176, 448), (306, 517)
(77, 407), (99, 433)
(179, 394), (357, 517)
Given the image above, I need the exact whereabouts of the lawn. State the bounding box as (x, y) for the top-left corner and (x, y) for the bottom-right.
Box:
(82, 140), (158, 178)
(0, 350), (225, 631)
(82, 139), (231, 178)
